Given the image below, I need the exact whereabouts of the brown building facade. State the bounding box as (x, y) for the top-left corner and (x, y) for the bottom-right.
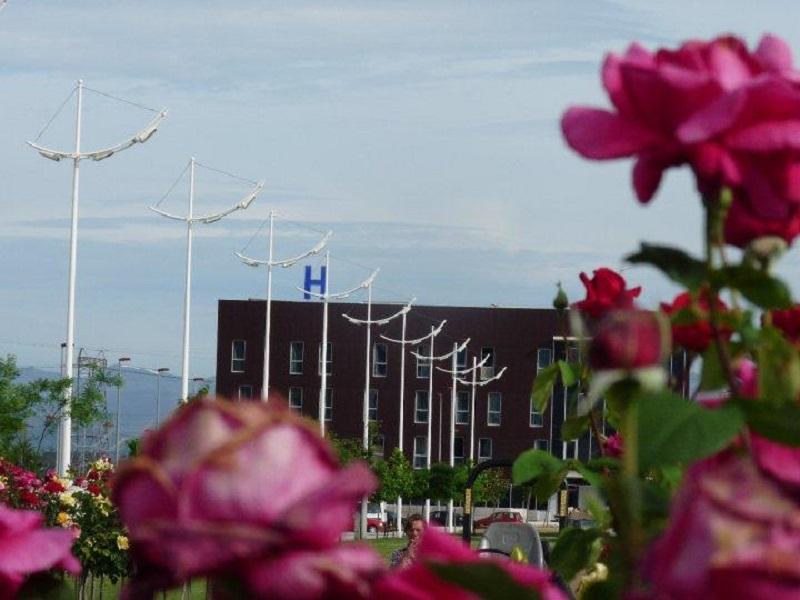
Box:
(215, 299), (595, 466)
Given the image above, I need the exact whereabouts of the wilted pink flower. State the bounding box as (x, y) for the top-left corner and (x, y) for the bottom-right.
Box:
(573, 268), (641, 319)
(589, 310), (668, 370)
(644, 450), (800, 599)
(114, 398), (382, 597)
(0, 503), (80, 597)
(373, 526), (568, 599)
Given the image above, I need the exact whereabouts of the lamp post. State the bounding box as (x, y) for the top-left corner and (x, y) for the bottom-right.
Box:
(150, 159), (262, 403)
(156, 368), (170, 426)
(236, 211), (330, 401)
(456, 364), (508, 461)
(115, 357), (130, 465)
(29, 81), (166, 475)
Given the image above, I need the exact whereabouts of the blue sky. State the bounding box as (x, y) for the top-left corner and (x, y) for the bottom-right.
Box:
(3, 1), (800, 378)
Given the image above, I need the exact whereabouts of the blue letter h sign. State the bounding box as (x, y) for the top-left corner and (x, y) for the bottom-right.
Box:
(303, 265), (327, 299)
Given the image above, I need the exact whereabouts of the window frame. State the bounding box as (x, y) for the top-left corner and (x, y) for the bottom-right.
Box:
(537, 347), (552, 371)
(487, 391), (502, 426)
(456, 390), (470, 425)
(324, 388), (333, 422)
(413, 436), (428, 469)
(372, 342), (388, 378)
(478, 437), (492, 462)
(480, 347), (495, 379)
(368, 388), (378, 422)
(288, 386), (303, 413)
(416, 344), (430, 379)
(414, 390), (429, 423)
(317, 342), (333, 376)
(237, 384), (253, 400)
(231, 339), (246, 373)
(289, 341), (304, 375)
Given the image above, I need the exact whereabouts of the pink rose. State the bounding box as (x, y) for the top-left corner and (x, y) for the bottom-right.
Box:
(373, 526), (568, 600)
(660, 290), (731, 353)
(573, 268), (641, 319)
(588, 310), (667, 370)
(644, 451), (800, 599)
(114, 398), (382, 597)
(562, 34), (800, 248)
(0, 503), (80, 597)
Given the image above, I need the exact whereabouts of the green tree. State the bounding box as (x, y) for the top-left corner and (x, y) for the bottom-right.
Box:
(377, 448), (415, 502)
(474, 467), (511, 508)
(428, 462), (456, 502)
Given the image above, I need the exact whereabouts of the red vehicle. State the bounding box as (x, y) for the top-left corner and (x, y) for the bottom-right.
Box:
(366, 517), (385, 533)
(473, 511), (524, 530)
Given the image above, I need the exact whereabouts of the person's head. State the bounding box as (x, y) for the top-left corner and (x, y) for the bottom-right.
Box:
(404, 513), (425, 543)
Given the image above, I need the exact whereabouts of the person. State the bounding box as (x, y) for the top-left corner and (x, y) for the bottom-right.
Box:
(389, 513), (425, 568)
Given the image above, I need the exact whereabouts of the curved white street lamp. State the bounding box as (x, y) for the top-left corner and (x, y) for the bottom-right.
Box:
(456, 363), (508, 461)
(150, 158), (263, 403)
(29, 80), (166, 476)
(236, 211), (331, 401)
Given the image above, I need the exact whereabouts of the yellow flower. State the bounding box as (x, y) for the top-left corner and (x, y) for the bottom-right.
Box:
(116, 535), (129, 551)
(59, 492), (75, 507)
(57, 512), (71, 527)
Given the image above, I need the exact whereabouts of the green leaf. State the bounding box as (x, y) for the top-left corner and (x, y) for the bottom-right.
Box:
(698, 346), (726, 391)
(756, 326), (800, 405)
(626, 243), (706, 290)
(715, 266), (792, 309)
(531, 362), (559, 413)
(737, 400), (800, 447)
(558, 360), (579, 387)
(561, 414), (591, 440)
(638, 391), (744, 470)
(549, 527), (602, 581)
(429, 561), (541, 600)
(512, 450), (568, 498)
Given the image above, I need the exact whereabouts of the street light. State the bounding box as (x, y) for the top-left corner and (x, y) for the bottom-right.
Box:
(156, 368), (170, 426)
(115, 357), (130, 465)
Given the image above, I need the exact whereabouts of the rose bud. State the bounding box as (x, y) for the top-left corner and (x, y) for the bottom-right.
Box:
(660, 290), (731, 353)
(573, 268), (641, 320)
(589, 310), (669, 371)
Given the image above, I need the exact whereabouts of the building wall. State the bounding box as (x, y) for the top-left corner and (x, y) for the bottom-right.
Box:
(217, 299), (568, 466)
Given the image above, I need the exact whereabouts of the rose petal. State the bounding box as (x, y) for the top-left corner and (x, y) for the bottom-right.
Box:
(756, 34), (795, 74)
(561, 107), (661, 159)
(633, 154), (667, 202)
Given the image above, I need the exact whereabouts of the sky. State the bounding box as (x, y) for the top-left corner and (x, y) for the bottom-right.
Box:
(3, 1), (800, 378)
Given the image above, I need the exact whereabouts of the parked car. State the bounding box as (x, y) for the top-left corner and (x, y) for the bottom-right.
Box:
(473, 511), (523, 530)
(366, 517), (385, 533)
(429, 510), (464, 527)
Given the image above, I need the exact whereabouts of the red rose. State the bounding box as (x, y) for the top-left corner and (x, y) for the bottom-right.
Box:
(573, 268), (641, 319)
(589, 310), (667, 370)
(660, 290), (731, 353)
(771, 305), (800, 344)
(724, 191), (800, 248)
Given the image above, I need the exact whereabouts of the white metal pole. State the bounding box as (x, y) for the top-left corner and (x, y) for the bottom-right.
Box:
(156, 370), (162, 426)
(359, 280), (373, 541)
(318, 251), (330, 436)
(262, 210), (274, 401)
(447, 343), (457, 531)
(396, 310), (407, 535)
(114, 358), (129, 465)
(179, 158), (195, 404)
(470, 356), (477, 462)
(425, 326), (434, 523)
(58, 79), (83, 477)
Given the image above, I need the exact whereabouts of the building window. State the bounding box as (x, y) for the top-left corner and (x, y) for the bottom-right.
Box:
(478, 438), (492, 462)
(324, 388), (333, 422)
(456, 391), (470, 425)
(530, 405), (544, 427)
(413, 436), (428, 469)
(373, 434), (385, 459)
(487, 392), (501, 426)
(480, 347), (495, 379)
(237, 385), (253, 400)
(289, 341), (304, 374)
(289, 387), (303, 413)
(369, 389), (378, 422)
(372, 343), (388, 377)
(566, 343), (579, 364)
(454, 437), (465, 466)
(562, 440), (579, 460)
(456, 345), (468, 369)
(414, 391), (429, 423)
(416, 344), (430, 379)
(537, 348), (552, 371)
(534, 439), (549, 452)
(231, 340), (246, 372)
(318, 342), (333, 376)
